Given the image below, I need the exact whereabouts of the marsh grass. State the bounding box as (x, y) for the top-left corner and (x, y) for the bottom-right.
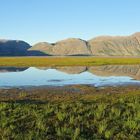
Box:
(1, 57), (140, 66)
(1, 91), (140, 139)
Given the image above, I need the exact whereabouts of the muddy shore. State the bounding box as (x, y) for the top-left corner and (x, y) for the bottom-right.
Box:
(0, 85), (140, 102)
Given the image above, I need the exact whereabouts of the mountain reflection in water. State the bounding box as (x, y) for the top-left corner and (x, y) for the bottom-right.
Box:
(0, 65), (140, 87)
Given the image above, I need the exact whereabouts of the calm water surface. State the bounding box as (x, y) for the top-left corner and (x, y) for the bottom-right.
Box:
(0, 65), (140, 88)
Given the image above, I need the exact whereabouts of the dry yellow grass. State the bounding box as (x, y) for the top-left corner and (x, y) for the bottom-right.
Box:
(0, 57), (140, 67)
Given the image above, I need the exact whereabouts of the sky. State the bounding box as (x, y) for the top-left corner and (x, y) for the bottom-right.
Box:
(0, 0), (140, 45)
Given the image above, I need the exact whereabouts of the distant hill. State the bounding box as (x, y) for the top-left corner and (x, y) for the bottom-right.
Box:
(0, 40), (47, 56)
(30, 32), (140, 56)
(30, 38), (91, 56)
(0, 40), (30, 56)
(1, 32), (140, 56)
(88, 32), (140, 56)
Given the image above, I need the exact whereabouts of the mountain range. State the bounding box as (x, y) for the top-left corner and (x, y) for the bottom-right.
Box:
(1, 32), (140, 56)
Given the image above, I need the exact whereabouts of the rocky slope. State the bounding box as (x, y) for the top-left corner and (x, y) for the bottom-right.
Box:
(30, 38), (91, 56)
(28, 42), (54, 55)
(52, 38), (91, 56)
(88, 32), (140, 56)
(30, 32), (140, 56)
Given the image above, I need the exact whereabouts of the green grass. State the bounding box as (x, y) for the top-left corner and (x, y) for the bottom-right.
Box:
(1, 57), (140, 66)
(1, 91), (140, 139)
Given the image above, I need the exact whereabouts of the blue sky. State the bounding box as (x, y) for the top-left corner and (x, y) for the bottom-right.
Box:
(0, 0), (140, 45)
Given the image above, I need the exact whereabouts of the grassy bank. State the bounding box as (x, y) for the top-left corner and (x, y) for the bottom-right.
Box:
(1, 86), (140, 139)
(1, 57), (140, 66)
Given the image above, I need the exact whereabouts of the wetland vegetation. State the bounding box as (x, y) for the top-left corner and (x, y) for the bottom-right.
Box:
(1, 58), (140, 139)
(1, 86), (140, 139)
(1, 57), (140, 67)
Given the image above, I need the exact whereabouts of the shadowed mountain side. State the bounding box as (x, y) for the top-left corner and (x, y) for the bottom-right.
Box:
(0, 40), (49, 56)
(27, 50), (50, 56)
(0, 40), (31, 56)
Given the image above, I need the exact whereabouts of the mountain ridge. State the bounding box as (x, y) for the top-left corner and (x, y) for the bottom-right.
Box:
(1, 32), (140, 56)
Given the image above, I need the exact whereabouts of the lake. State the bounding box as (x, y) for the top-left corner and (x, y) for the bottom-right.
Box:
(0, 65), (140, 88)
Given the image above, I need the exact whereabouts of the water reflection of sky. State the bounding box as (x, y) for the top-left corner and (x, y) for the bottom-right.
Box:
(0, 67), (140, 88)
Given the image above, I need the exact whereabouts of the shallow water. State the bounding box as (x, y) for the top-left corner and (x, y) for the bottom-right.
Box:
(0, 65), (140, 88)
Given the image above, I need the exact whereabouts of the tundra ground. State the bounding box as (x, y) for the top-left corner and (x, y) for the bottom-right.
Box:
(1, 85), (140, 139)
(1, 57), (140, 67)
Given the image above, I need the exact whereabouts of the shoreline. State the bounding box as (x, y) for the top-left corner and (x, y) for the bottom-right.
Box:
(1, 84), (140, 102)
